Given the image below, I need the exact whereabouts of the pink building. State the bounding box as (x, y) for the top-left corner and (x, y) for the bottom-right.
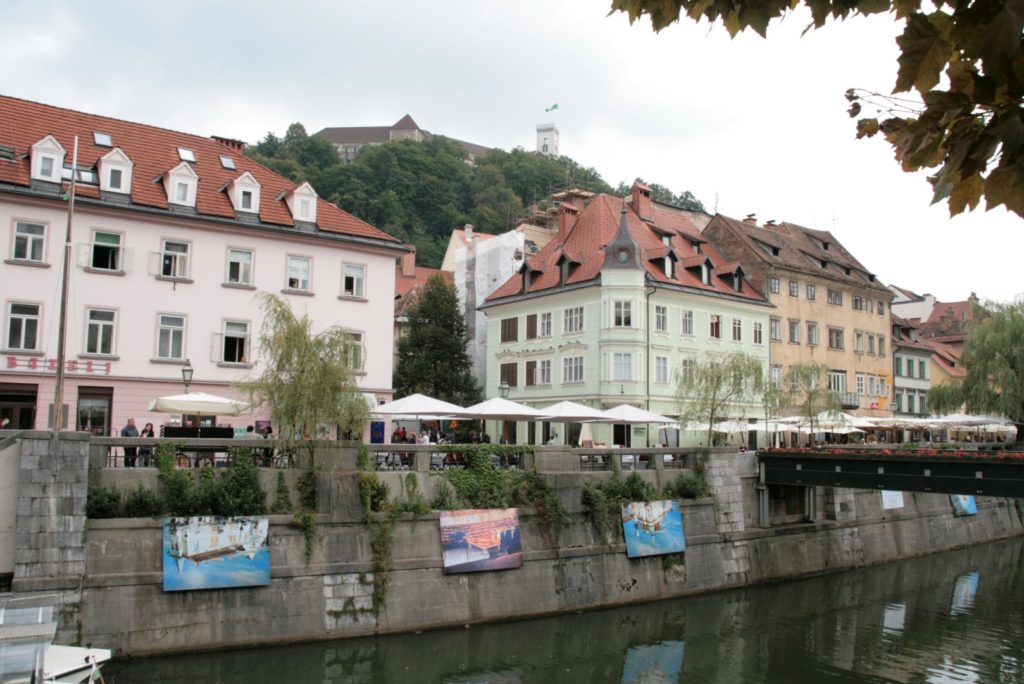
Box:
(0, 96), (402, 436)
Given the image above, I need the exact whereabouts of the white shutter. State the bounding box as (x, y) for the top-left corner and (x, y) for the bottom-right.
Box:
(177, 253), (190, 278)
(76, 243), (90, 268)
(148, 251), (161, 276)
(121, 247), (135, 272)
(210, 332), (223, 362)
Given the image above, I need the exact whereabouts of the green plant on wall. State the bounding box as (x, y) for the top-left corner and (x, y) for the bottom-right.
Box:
(270, 472), (294, 514)
(581, 472), (657, 545)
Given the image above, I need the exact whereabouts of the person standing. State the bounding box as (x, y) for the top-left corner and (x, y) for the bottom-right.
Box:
(121, 418), (139, 467)
(138, 422), (155, 466)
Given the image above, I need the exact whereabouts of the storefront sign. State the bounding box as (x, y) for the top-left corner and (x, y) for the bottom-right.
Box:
(5, 356), (112, 374)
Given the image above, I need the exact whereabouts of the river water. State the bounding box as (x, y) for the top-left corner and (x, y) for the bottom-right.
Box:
(106, 537), (1024, 683)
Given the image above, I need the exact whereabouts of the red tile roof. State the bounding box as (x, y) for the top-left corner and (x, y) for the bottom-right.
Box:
(0, 95), (398, 244)
(395, 266), (453, 316)
(486, 193), (766, 303)
(925, 339), (966, 378)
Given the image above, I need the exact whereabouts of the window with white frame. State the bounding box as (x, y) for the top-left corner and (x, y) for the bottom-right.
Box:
(564, 306), (583, 334)
(807, 321), (819, 346)
(788, 319), (800, 344)
(562, 355), (584, 383)
(175, 182), (189, 203)
(770, 317), (781, 341)
(709, 314), (721, 339)
(614, 301), (632, 327)
(539, 312), (552, 337)
(538, 359), (552, 385)
(907, 393), (916, 414)
(655, 305), (667, 333)
(806, 284), (816, 300)
(6, 302), (40, 351)
(853, 295), (865, 311)
(156, 314), (185, 360)
(753, 321), (763, 344)
(222, 321), (249, 363)
(164, 162), (198, 207)
(681, 309), (694, 335)
(612, 352), (632, 381)
(919, 391), (926, 413)
(827, 288), (843, 306)
(655, 356), (669, 384)
(906, 360), (915, 378)
(343, 263), (365, 298)
(769, 277), (780, 294)
(229, 172), (261, 213)
(856, 373), (865, 395)
(878, 301), (886, 315)
(788, 280), (799, 297)
(12, 221), (46, 263)
(827, 370), (846, 393)
(868, 375), (878, 396)
(868, 335), (875, 354)
(240, 190), (254, 211)
(286, 256), (311, 291)
(770, 365), (782, 387)
(918, 360), (927, 379)
(98, 148), (132, 194)
(894, 389), (903, 412)
(895, 356), (903, 376)
(91, 231), (122, 271)
(680, 358), (695, 383)
(732, 317), (742, 342)
(226, 248), (253, 285)
(855, 331), (864, 353)
(344, 332), (363, 371)
(878, 336), (886, 357)
(160, 240), (190, 278)
(31, 136), (64, 182)
(85, 308), (116, 355)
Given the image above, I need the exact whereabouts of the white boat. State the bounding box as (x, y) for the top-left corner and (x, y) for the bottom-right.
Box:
(0, 600), (111, 683)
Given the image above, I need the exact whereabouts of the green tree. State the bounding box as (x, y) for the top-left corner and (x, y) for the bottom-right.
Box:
(610, 1), (1024, 219)
(928, 302), (1024, 424)
(394, 274), (481, 405)
(237, 293), (369, 443)
(783, 362), (842, 432)
(676, 352), (764, 446)
(246, 123), (341, 186)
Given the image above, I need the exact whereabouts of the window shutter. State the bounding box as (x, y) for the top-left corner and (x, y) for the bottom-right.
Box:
(76, 243), (90, 268)
(148, 251), (161, 276)
(122, 247), (135, 272)
(210, 332), (223, 362)
(526, 314), (537, 340)
(525, 360), (536, 386)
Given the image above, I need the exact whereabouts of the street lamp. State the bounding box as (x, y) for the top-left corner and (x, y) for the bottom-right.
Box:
(498, 380), (510, 399)
(181, 359), (194, 394)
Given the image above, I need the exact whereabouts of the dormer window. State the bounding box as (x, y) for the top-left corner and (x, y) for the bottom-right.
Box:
(98, 148), (133, 194)
(701, 262), (710, 285)
(284, 181), (317, 223)
(733, 272), (743, 291)
(30, 135), (65, 183)
(662, 235), (671, 246)
(178, 148), (196, 163)
(164, 162), (198, 208)
(228, 171), (261, 214)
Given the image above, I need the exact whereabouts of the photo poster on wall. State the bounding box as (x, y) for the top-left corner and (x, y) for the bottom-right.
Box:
(950, 494), (978, 517)
(162, 516), (270, 592)
(621, 500), (686, 558)
(880, 490), (905, 510)
(439, 508), (523, 574)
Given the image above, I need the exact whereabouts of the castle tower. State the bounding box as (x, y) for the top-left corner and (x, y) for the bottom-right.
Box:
(536, 123), (559, 156)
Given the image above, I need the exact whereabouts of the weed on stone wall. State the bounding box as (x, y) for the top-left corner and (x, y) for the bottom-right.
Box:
(271, 472), (294, 514)
(580, 472), (661, 545)
(85, 483), (121, 519)
(122, 484), (163, 518)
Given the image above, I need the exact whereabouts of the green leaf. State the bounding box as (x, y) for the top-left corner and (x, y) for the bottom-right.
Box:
(895, 12), (954, 94)
(984, 163), (1024, 218)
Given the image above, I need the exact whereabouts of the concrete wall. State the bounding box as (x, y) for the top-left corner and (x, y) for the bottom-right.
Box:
(75, 451), (1023, 657)
(0, 434), (21, 580)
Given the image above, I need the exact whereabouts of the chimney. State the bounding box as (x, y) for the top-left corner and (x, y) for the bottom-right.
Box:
(631, 181), (652, 219)
(400, 243), (416, 277)
(211, 135), (245, 152)
(463, 224), (474, 244)
(744, 213), (757, 225)
(557, 203), (579, 236)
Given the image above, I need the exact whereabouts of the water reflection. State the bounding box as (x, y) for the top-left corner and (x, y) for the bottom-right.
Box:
(106, 537), (1024, 683)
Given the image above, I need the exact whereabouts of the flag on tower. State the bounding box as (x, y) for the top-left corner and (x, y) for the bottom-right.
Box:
(545, 104), (559, 112)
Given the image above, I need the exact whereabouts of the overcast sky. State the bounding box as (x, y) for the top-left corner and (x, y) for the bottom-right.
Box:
(3, 1), (1020, 304)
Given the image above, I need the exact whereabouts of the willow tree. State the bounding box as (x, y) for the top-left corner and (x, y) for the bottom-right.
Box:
(784, 362), (841, 433)
(676, 352), (764, 447)
(237, 293), (369, 443)
(929, 302), (1024, 425)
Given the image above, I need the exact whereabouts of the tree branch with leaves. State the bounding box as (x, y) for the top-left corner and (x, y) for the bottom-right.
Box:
(675, 352), (764, 446)
(236, 293), (369, 445)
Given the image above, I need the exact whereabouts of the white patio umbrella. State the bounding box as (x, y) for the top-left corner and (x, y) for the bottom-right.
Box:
(371, 393), (470, 418)
(538, 400), (611, 422)
(598, 404), (676, 424)
(713, 419), (754, 433)
(148, 392), (252, 416)
(461, 397), (550, 420)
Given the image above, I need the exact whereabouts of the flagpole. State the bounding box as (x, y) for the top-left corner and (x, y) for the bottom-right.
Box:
(53, 136), (78, 433)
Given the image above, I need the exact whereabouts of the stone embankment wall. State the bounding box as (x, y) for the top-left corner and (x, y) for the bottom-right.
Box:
(3, 435), (1022, 656)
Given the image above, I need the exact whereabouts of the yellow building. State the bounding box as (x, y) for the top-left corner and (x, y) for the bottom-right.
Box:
(703, 216), (894, 417)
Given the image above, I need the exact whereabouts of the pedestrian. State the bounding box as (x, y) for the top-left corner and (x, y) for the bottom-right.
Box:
(121, 418), (139, 467)
(138, 422), (155, 466)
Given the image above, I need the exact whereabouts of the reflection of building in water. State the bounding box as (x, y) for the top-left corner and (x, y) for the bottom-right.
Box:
(167, 516), (268, 573)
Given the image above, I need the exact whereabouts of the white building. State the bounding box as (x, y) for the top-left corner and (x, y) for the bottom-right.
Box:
(0, 96), (403, 435)
(536, 124), (559, 157)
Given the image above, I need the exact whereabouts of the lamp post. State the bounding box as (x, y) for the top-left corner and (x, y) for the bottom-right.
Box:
(181, 359), (194, 394)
